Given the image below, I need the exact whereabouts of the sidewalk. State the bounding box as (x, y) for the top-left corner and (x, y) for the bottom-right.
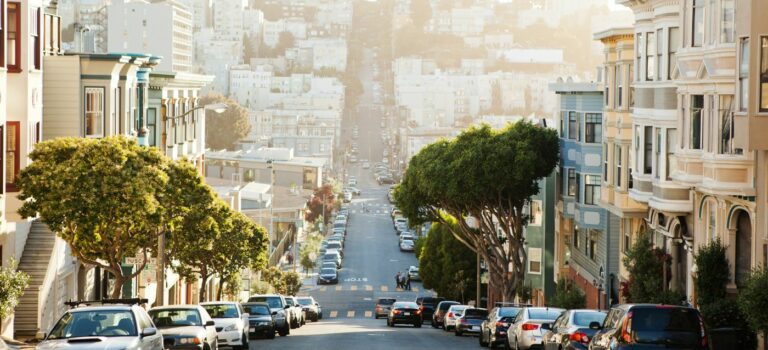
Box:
(276, 229), (318, 293)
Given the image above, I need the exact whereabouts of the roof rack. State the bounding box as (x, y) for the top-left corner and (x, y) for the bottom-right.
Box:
(64, 298), (149, 308)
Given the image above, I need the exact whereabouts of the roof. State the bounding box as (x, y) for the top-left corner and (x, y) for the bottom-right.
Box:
(593, 27), (634, 41)
(149, 305), (202, 311)
(207, 149), (327, 168)
(69, 305), (135, 312)
(200, 301), (239, 305)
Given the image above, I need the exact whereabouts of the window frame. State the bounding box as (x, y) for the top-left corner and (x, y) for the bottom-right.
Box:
(690, 95), (704, 149)
(603, 143), (609, 183)
(691, 0), (704, 48)
(615, 144), (622, 189)
(568, 111), (578, 140)
(0, 0), (5, 68)
(760, 36), (768, 112)
(719, 95), (734, 154)
(584, 174), (601, 205)
(573, 227), (580, 249)
(616, 64), (623, 108)
(584, 113), (602, 144)
(6, 121), (19, 193)
(669, 27), (680, 80)
(7, 1), (21, 72)
(720, 0), (735, 44)
(31, 7), (41, 70)
(84, 87), (105, 138)
(644, 125), (653, 174)
(738, 37), (749, 112)
(567, 168), (576, 197)
(527, 247), (542, 274)
(636, 32), (644, 82)
(646, 31), (656, 81)
(657, 28), (663, 81)
(529, 200), (542, 226)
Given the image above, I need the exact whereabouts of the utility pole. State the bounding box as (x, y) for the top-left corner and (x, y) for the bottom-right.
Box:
(476, 252), (481, 307)
(156, 232), (165, 307)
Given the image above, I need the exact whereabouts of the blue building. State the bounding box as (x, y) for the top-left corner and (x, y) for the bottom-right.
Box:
(550, 79), (620, 309)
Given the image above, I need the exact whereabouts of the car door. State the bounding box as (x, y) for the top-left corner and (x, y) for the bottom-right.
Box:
(201, 308), (218, 345)
(590, 309), (622, 350)
(510, 309), (525, 345)
(137, 308), (163, 350)
(543, 313), (563, 350)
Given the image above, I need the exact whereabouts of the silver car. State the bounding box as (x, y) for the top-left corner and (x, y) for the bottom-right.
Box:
(506, 307), (565, 350)
(148, 305), (219, 350)
(36, 304), (163, 350)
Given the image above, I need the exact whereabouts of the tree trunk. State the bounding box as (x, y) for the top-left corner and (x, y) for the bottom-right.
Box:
(216, 277), (224, 301)
(199, 270), (209, 303)
(111, 275), (125, 299)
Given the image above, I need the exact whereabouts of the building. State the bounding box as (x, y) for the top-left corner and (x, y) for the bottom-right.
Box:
(593, 27), (645, 299)
(551, 79), (620, 310)
(107, 0), (194, 73)
(205, 147), (326, 191)
(297, 38), (348, 72)
(523, 172), (557, 306)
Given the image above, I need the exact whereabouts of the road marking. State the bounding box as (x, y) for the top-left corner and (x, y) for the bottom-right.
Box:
(329, 311), (338, 318)
(365, 311), (373, 318)
(389, 259), (399, 262)
(336, 285), (343, 291)
(319, 287), (327, 292)
(350, 285), (358, 291)
(381, 286), (388, 292)
(365, 285), (373, 291)
(413, 287), (419, 292)
(347, 310), (355, 318)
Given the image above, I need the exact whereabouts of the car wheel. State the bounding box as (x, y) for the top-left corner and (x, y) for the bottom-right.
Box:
(268, 327), (276, 339)
(414, 322), (421, 328)
(278, 324), (289, 336)
(455, 330), (462, 336)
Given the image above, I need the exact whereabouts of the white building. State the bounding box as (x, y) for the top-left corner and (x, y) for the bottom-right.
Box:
(297, 38), (348, 72)
(212, 0), (245, 41)
(229, 65), (274, 110)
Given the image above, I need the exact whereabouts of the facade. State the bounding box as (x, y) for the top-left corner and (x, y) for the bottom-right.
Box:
(522, 173), (557, 306)
(205, 148), (326, 190)
(749, 0), (768, 276)
(551, 80), (620, 310)
(593, 28), (646, 295)
(297, 38), (348, 72)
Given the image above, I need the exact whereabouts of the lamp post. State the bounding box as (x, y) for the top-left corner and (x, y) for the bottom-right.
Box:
(155, 103), (227, 307)
(266, 159), (275, 255)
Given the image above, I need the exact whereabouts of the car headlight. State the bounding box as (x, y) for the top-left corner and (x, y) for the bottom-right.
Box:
(257, 321), (271, 326)
(224, 324), (238, 332)
(179, 337), (202, 344)
(274, 310), (286, 319)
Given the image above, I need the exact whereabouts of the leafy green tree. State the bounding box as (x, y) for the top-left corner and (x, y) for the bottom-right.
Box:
(282, 272), (302, 296)
(694, 238), (729, 307)
(738, 268), (768, 336)
(0, 260), (29, 319)
(222, 272), (242, 301)
(418, 221), (476, 303)
(396, 123), (559, 302)
(300, 252), (315, 274)
(17, 136), (167, 298)
(549, 278), (586, 309)
(200, 94), (251, 150)
(213, 213), (268, 300)
(261, 266), (285, 294)
(622, 233), (686, 304)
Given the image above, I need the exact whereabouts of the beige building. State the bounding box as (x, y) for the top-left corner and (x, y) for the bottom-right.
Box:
(594, 27), (647, 293)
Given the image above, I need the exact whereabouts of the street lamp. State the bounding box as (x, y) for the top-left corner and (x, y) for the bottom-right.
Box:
(266, 159), (275, 255)
(160, 103), (227, 149)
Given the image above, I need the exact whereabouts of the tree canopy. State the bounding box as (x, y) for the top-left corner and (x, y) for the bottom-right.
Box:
(418, 221), (476, 303)
(305, 184), (336, 225)
(200, 94), (251, 150)
(0, 260), (29, 319)
(395, 122), (559, 302)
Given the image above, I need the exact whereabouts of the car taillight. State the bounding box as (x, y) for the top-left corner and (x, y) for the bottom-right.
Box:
(521, 323), (539, 331)
(393, 310), (401, 315)
(495, 321), (509, 328)
(569, 331), (590, 344)
(415, 309), (422, 315)
(698, 313), (708, 347)
(460, 318), (468, 324)
(447, 312), (454, 318)
(621, 311), (633, 343)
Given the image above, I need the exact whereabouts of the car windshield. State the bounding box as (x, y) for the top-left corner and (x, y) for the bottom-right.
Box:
(47, 310), (137, 339)
(631, 308), (700, 332)
(324, 253), (338, 259)
(149, 309), (202, 328)
(285, 299), (295, 306)
(499, 307), (522, 317)
(248, 296), (283, 309)
(321, 268), (337, 274)
(202, 304), (239, 319)
(297, 298), (314, 306)
(573, 311), (607, 327)
(528, 309), (563, 320)
(464, 309), (488, 318)
(243, 305), (271, 316)
(393, 302), (418, 309)
(439, 302), (458, 310)
(377, 298), (396, 305)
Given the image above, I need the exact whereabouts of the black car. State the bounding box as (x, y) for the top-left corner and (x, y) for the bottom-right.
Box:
(479, 306), (524, 348)
(589, 304), (708, 350)
(541, 309), (606, 350)
(455, 308), (488, 336)
(387, 301), (422, 328)
(416, 296), (445, 324)
(242, 303), (276, 339)
(432, 301), (460, 328)
(375, 298), (397, 319)
(317, 267), (339, 284)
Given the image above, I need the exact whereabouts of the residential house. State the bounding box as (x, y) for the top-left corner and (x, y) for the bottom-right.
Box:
(523, 172), (557, 306)
(205, 147), (326, 191)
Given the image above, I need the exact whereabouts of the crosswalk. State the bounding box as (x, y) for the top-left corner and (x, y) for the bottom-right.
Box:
(320, 309), (403, 319)
(317, 285), (420, 292)
(347, 202), (393, 216)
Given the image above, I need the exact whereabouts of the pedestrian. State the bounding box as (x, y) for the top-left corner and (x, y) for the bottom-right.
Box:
(395, 272), (401, 289)
(399, 275), (406, 290)
(405, 274), (411, 291)
(286, 252), (293, 265)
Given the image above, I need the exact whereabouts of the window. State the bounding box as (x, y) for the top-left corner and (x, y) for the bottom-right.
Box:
(616, 65), (623, 108)
(35, 122), (40, 144)
(707, 201), (717, 241)
(669, 27), (680, 80)
(655, 128), (662, 179)
(646, 31), (656, 81)
(644, 126), (653, 174)
(0, 0), (5, 67)
(588, 232), (597, 260)
(0, 125), (4, 194)
(690, 95), (704, 149)
(761, 37), (768, 112)
(719, 95), (734, 154)
(615, 145), (622, 189)
(636, 32), (643, 81)
(573, 227), (580, 249)
(528, 248), (542, 274)
(666, 129), (678, 180)
(6, 122), (19, 192)
(567, 168), (576, 197)
(721, 0), (735, 44)
(147, 108), (157, 147)
(692, 0), (704, 47)
(623, 220), (632, 253)
(568, 112), (578, 140)
(657, 28), (663, 80)
(31, 7), (41, 70)
(560, 111), (566, 137)
(7, 2), (20, 72)
(584, 113), (602, 143)
(739, 37), (749, 111)
(585, 175), (601, 205)
(84, 87), (105, 138)
(603, 144), (608, 182)
(529, 200), (542, 226)
(605, 85), (610, 107)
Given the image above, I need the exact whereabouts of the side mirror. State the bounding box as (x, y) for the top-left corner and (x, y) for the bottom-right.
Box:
(589, 321), (602, 330)
(272, 311), (278, 316)
(540, 323), (552, 331)
(205, 320), (215, 326)
(35, 332), (46, 341)
(284, 305), (291, 309)
(141, 327), (157, 337)
(242, 313), (249, 318)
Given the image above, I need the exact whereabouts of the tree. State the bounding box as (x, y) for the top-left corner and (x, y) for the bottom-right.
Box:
(622, 233), (685, 304)
(17, 136), (168, 298)
(282, 272), (302, 295)
(549, 278), (586, 309)
(694, 238), (729, 307)
(305, 184), (336, 226)
(222, 272), (242, 301)
(0, 260), (29, 320)
(200, 94), (251, 150)
(213, 213), (268, 300)
(417, 221), (476, 303)
(261, 266), (285, 293)
(738, 268), (768, 337)
(395, 123), (559, 302)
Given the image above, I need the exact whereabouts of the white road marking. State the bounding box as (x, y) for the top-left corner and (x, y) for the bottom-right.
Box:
(347, 310), (356, 318)
(329, 311), (338, 318)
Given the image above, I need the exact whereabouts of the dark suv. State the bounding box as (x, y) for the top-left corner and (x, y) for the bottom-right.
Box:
(415, 297), (445, 324)
(432, 301), (459, 328)
(589, 304), (708, 350)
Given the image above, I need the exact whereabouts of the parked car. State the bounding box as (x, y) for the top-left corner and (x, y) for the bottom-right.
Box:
(589, 304), (708, 350)
(400, 239), (415, 251)
(241, 302), (276, 339)
(432, 301), (460, 328)
(416, 296), (445, 325)
(408, 266), (420, 281)
(37, 303), (163, 350)
(284, 296), (305, 328)
(393, 217), (407, 229)
(444, 305), (470, 331)
(247, 295), (290, 336)
(479, 306), (525, 348)
(200, 302), (250, 349)
(326, 241), (344, 257)
(148, 305), (219, 349)
(317, 267), (339, 284)
(322, 250), (343, 269)
(343, 191), (352, 202)
(346, 187), (361, 195)
(296, 297), (320, 322)
(506, 307), (565, 350)
(541, 309), (607, 350)
(455, 308), (488, 336)
(362, 162), (371, 169)
(387, 302), (422, 328)
(399, 233), (415, 243)
(374, 298), (397, 319)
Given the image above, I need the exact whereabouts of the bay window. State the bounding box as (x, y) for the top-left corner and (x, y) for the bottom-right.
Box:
(646, 31), (656, 81)
(584, 113), (602, 143)
(669, 27), (680, 80)
(692, 0), (704, 47)
(739, 37), (749, 111)
(84, 87), (105, 138)
(8, 2), (19, 72)
(690, 95), (704, 149)
(721, 0), (735, 44)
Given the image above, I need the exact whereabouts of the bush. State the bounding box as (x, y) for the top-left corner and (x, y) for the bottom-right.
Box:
(282, 272), (303, 296)
(622, 232), (684, 304)
(0, 260), (29, 319)
(702, 299), (757, 349)
(549, 278), (585, 309)
(694, 238), (730, 307)
(738, 268), (768, 335)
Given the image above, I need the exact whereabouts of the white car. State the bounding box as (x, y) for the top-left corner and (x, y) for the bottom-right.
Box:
(343, 191), (353, 203)
(362, 162), (371, 169)
(201, 302), (250, 349)
(444, 305), (470, 331)
(399, 239), (414, 252)
(506, 307), (565, 350)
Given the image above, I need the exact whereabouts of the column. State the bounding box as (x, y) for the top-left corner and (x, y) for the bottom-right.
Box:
(670, 239), (681, 291)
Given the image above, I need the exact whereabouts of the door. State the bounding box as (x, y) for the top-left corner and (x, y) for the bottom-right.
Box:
(735, 211), (752, 287)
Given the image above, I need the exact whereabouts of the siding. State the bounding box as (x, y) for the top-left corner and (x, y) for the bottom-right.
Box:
(43, 56), (81, 140)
